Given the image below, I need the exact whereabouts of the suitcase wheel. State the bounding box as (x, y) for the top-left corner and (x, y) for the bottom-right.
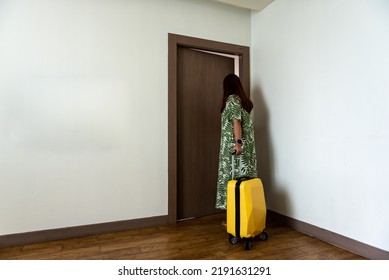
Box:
(259, 231), (269, 241)
(243, 239), (252, 250)
(229, 234), (239, 245)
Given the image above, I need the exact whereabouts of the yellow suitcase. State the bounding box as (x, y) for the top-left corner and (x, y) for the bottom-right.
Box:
(227, 176), (268, 250)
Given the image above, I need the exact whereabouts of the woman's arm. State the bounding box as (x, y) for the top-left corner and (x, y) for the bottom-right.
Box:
(233, 119), (242, 155)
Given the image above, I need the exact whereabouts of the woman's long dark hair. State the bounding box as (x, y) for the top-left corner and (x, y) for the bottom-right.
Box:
(221, 74), (253, 113)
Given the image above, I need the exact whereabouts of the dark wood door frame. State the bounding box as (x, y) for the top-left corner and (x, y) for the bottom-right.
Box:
(168, 33), (250, 224)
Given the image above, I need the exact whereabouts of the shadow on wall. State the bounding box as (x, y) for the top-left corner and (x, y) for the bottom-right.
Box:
(252, 86), (291, 216)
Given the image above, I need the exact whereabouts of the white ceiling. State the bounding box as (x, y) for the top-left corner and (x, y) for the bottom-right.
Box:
(211, 0), (275, 12)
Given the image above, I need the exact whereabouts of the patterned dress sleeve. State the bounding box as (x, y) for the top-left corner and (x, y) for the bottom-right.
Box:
(225, 95), (242, 122)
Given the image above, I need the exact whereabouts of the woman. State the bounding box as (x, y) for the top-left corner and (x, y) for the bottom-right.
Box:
(216, 74), (258, 212)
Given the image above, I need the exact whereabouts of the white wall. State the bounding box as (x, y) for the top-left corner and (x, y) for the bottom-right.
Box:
(0, 0), (251, 235)
(251, 0), (389, 251)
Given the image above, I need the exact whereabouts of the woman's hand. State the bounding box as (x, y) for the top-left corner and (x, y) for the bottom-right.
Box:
(233, 143), (242, 155)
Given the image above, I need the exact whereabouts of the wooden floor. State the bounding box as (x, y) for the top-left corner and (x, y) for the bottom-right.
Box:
(0, 214), (366, 260)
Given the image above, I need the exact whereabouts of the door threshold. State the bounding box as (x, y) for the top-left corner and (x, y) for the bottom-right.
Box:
(177, 217), (195, 223)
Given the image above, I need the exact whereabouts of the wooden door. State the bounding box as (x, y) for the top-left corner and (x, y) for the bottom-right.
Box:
(177, 47), (234, 220)
(168, 33), (250, 224)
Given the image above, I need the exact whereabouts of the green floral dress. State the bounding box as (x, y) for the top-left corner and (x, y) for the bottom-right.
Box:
(216, 95), (258, 210)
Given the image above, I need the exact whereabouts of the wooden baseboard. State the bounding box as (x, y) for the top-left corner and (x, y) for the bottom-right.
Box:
(0, 215), (168, 249)
(268, 210), (389, 260)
